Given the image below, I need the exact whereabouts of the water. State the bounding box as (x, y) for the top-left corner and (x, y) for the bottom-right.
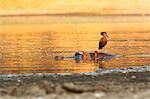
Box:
(0, 15), (150, 74)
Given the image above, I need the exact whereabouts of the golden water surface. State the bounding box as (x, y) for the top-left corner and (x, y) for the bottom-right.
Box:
(0, 16), (150, 74)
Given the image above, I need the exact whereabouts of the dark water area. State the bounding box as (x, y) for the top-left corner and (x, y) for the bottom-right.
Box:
(0, 16), (150, 74)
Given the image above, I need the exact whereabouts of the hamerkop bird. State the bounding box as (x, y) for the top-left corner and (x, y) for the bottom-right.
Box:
(99, 32), (109, 50)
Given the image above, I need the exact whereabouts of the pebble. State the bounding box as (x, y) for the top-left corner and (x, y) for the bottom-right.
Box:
(131, 76), (136, 79)
(17, 79), (21, 82)
(94, 92), (105, 98)
(36, 96), (44, 99)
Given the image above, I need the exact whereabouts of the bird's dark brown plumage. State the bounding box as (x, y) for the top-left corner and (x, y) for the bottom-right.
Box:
(99, 32), (108, 49)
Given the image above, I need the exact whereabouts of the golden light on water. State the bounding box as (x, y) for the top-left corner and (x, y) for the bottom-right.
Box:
(0, 0), (150, 74)
(0, 0), (150, 15)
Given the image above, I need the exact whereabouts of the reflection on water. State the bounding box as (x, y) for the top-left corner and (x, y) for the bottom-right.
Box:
(0, 16), (150, 74)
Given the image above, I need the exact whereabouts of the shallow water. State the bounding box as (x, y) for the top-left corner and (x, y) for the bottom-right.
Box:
(0, 16), (150, 74)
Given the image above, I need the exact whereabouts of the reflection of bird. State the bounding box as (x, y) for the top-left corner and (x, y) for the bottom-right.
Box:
(99, 32), (109, 49)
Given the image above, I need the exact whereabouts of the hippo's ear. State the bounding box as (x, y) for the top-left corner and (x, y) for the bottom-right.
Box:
(54, 56), (64, 60)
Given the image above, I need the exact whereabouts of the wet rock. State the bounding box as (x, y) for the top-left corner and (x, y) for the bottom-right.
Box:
(55, 85), (66, 94)
(0, 87), (18, 97)
(24, 85), (46, 96)
(0, 71), (149, 99)
(10, 87), (17, 96)
(62, 83), (83, 93)
(0, 89), (8, 96)
(62, 83), (95, 93)
(38, 80), (54, 94)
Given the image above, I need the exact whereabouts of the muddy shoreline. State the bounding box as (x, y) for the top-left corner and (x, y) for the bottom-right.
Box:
(0, 71), (150, 99)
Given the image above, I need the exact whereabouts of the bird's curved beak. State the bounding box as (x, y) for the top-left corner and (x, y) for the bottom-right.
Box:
(106, 34), (109, 38)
